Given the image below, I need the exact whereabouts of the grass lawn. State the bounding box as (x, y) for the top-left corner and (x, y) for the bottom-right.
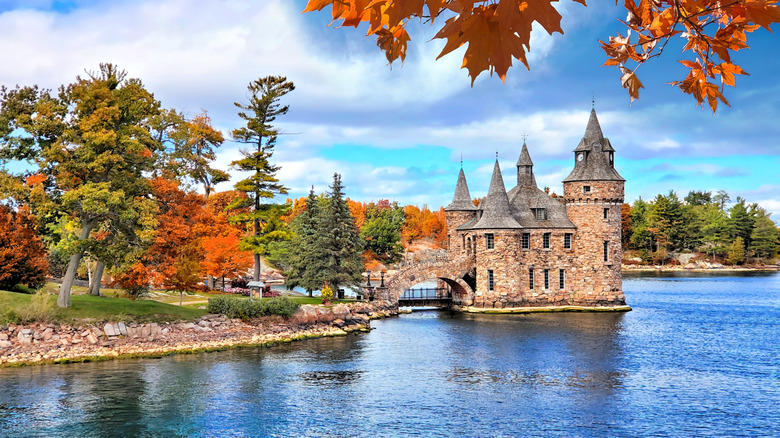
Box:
(287, 296), (354, 306)
(0, 289), (206, 324)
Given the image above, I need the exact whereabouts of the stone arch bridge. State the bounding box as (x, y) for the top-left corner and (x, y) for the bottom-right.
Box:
(366, 255), (476, 307)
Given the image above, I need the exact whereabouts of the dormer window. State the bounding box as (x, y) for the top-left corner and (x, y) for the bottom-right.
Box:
(577, 152), (584, 162)
(583, 186), (591, 193)
(534, 208), (547, 220)
(525, 167), (531, 175)
(609, 152), (614, 165)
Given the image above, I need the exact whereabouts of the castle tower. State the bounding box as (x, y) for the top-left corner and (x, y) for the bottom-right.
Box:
(516, 142), (536, 188)
(471, 161), (522, 302)
(563, 108), (626, 306)
(444, 168), (479, 255)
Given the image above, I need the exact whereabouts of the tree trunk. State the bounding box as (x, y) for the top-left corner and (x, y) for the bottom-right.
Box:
(88, 261), (105, 296)
(251, 253), (261, 301)
(307, 289), (312, 297)
(58, 220), (95, 308)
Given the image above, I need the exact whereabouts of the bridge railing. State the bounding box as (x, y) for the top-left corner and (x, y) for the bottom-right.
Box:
(400, 287), (452, 301)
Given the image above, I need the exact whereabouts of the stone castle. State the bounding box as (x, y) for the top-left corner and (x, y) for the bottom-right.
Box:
(444, 109), (628, 310)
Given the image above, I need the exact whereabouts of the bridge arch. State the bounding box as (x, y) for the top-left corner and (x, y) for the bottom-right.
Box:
(381, 256), (475, 306)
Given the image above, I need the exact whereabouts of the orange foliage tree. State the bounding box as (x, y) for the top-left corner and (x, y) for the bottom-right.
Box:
(144, 178), (214, 291)
(303, 0), (780, 111)
(401, 205), (447, 248)
(202, 232), (254, 290)
(0, 205), (49, 289)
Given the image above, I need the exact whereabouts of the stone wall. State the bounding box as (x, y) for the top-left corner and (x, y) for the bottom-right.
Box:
(445, 210), (476, 257)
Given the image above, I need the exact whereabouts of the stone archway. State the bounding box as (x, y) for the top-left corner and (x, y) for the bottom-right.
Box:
(379, 256), (475, 306)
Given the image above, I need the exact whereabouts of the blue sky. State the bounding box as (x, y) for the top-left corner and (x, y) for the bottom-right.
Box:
(1, 0), (778, 221)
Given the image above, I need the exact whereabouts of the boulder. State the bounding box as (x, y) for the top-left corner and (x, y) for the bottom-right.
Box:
(332, 319), (345, 328)
(42, 328), (54, 341)
(118, 322), (128, 337)
(0, 333), (7, 341)
(331, 304), (351, 321)
(291, 305), (318, 325)
(684, 263), (697, 270)
(315, 307), (334, 324)
(0, 340), (12, 348)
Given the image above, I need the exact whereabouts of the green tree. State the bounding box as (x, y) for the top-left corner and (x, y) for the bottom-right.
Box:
(647, 191), (684, 257)
(316, 173), (364, 294)
(284, 188), (326, 296)
(713, 190), (731, 211)
(361, 202), (404, 264)
(749, 210), (779, 262)
(699, 204), (731, 261)
(230, 76), (294, 295)
(0, 64), (162, 307)
(728, 197), (757, 254)
(727, 236), (746, 265)
(684, 190), (712, 206)
(630, 198), (653, 256)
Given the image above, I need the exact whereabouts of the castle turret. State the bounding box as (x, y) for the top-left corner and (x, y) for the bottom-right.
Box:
(516, 142), (537, 188)
(444, 168), (479, 255)
(563, 108), (625, 306)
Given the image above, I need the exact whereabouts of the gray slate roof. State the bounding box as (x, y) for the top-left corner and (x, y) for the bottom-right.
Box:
(516, 143), (534, 166)
(564, 109), (624, 182)
(445, 168), (480, 211)
(469, 161), (521, 229)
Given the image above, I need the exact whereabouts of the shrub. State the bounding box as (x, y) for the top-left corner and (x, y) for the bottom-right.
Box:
(320, 285), (334, 303)
(207, 296), (300, 320)
(20, 289), (55, 324)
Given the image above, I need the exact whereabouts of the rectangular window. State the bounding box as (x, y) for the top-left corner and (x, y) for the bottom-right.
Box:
(564, 233), (572, 249)
(486, 233), (494, 249)
(529, 269), (534, 290)
(521, 233), (530, 249)
(525, 167), (531, 175)
(603, 208), (609, 220)
(534, 209), (547, 220)
(544, 269), (550, 290)
(488, 269), (494, 291)
(543, 233), (551, 249)
(583, 185), (591, 193)
(604, 241), (609, 262)
(559, 269), (565, 290)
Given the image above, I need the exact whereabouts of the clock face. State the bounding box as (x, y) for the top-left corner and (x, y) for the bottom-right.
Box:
(577, 153), (584, 162)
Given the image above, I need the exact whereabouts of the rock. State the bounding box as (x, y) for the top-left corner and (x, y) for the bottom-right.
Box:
(684, 263), (697, 269)
(104, 323), (117, 337)
(33, 331), (43, 340)
(0, 340), (12, 348)
(315, 307), (335, 324)
(0, 333), (7, 341)
(332, 319), (345, 328)
(291, 305), (318, 325)
(141, 325), (151, 338)
(332, 304), (351, 321)
(711, 263), (724, 268)
(86, 334), (98, 345)
(118, 322), (128, 336)
(21, 329), (32, 335)
(181, 323), (198, 330)
(150, 323), (160, 337)
(198, 320), (211, 328)
(42, 328), (54, 341)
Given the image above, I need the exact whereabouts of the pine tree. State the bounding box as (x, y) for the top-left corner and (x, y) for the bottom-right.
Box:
(727, 237), (745, 265)
(284, 188), (326, 296)
(749, 210), (779, 262)
(230, 76), (294, 296)
(728, 197), (757, 253)
(316, 173), (364, 295)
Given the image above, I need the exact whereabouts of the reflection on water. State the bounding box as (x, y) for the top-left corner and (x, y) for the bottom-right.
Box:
(1, 271), (779, 437)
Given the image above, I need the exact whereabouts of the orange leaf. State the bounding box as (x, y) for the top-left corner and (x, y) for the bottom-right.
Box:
(619, 67), (644, 103)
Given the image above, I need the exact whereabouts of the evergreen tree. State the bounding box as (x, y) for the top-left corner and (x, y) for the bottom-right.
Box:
(630, 198), (653, 256)
(684, 190), (712, 206)
(727, 236), (745, 265)
(284, 188), (326, 296)
(229, 76), (294, 294)
(317, 173), (364, 294)
(647, 191), (684, 255)
(749, 210), (779, 262)
(728, 197), (756, 253)
(699, 203), (731, 261)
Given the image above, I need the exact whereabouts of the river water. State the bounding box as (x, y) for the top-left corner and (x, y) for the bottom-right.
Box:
(1, 272), (779, 437)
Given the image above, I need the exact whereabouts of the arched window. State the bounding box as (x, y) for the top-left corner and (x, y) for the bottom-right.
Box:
(466, 237), (472, 255)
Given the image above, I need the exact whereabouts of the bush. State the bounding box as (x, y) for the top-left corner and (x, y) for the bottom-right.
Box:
(20, 289), (55, 324)
(207, 296), (300, 320)
(320, 285), (334, 303)
(0, 294), (22, 325)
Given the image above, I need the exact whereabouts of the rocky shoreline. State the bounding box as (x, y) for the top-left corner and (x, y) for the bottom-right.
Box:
(0, 302), (397, 368)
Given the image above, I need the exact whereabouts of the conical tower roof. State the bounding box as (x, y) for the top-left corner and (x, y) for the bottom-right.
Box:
(516, 142), (534, 166)
(445, 168), (480, 211)
(473, 161), (522, 229)
(565, 108), (624, 182)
